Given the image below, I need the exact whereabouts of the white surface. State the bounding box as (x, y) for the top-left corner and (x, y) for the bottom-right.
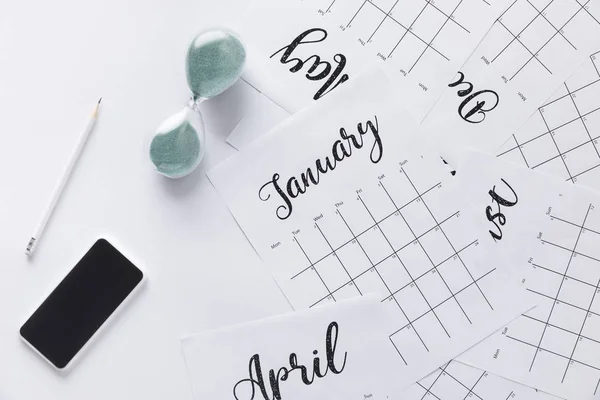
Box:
(226, 84), (290, 151)
(208, 67), (531, 388)
(0, 1), (290, 399)
(26, 103), (98, 256)
(182, 296), (403, 400)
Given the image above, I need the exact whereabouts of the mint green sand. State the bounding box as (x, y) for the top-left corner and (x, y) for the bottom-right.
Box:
(150, 29), (244, 179)
(150, 120), (201, 178)
(186, 30), (246, 99)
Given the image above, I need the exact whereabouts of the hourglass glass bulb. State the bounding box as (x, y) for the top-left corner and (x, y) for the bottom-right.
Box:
(149, 105), (206, 179)
(186, 29), (246, 99)
(149, 28), (246, 179)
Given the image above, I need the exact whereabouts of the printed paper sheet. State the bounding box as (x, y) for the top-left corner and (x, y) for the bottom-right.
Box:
(455, 151), (600, 400)
(424, 0), (600, 165)
(208, 67), (529, 388)
(182, 296), (402, 400)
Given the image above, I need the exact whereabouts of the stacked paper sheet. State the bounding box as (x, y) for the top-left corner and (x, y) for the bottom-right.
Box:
(182, 1), (600, 399)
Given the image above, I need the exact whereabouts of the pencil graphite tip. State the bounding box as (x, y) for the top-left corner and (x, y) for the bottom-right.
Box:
(25, 237), (36, 255)
(92, 97), (102, 118)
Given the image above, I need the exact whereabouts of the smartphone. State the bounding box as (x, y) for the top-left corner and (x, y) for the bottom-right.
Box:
(20, 238), (145, 371)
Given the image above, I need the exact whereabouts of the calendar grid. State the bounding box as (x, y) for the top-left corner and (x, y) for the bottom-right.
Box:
(289, 167), (497, 365)
(291, 182), (442, 280)
(503, 204), (600, 383)
(357, 192), (452, 338)
(409, 1), (465, 73)
(499, 100), (600, 162)
(530, 263), (599, 292)
(465, 371), (487, 399)
(337, 208), (428, 360)
(380, 180), (473, 324)
(526, 288), (600, 318)
(414, 361), (525, 400)
(391, 269), (495, 335)
(401, 167), (493, 309)
(294, 237), (337, 301)
(528, 204), (591, 371)
(492, 0), (591, 80)
(495, 19), (553, 75)
(387, 3), (433, 58)
(381, 238), (477, 301)
(498, 51), (600, 186)
(315, 223), (363, 296)
(491, 0), (557, 63)
(298, 213), (468, 308)
(366, 0), (402, 42)
(539, 109), (576, 181)
(343, 0), (486, 70)
(576, 0), (600, 24)
(562, 277), (599, 381)
(387, 0), (461, 70)
(511, 135), (530, 168)
(521, 313), (600, 346)
(426, 1), (471, 33)
(541, 239), (600, 263)
(507, 334), (600, 372)
(346, 0), (450, 62)
(326, 0), (336, 13)
(345, 208), (430, 354)
(418, 363), (451, 400)
(525, 0), (577, 49)
(564, 81), (600, 158)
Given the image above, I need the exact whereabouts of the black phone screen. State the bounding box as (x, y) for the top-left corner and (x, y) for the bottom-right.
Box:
(20, 239), (144, 369)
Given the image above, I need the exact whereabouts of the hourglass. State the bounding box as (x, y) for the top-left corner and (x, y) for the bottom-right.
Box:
(149, 29), (246, 178)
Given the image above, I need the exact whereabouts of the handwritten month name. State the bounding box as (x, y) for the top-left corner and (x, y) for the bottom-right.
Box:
(448, 72), (499, 124)
(259, 117), (382, 220)
(233, 322), (348, 400)
(270, 28), (349, 100)
(485, 179), (518, 241)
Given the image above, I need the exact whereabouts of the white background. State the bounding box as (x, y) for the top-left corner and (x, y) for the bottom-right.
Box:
(0, 0), (291, 398)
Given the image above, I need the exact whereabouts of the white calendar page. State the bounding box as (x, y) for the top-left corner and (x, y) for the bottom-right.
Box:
(182, 296), (404, 400)
(403, 360), (560, 400)
(231, 0), (509, 123)
(498, 51), (600, 192)
(424, 0), (600, 165)
(296, 0), (511, 122)
(208, 67), (530, 389)
(231, 0), (365, 114)
(455, 152), (600, 400)
(456, 150), (563, 264)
